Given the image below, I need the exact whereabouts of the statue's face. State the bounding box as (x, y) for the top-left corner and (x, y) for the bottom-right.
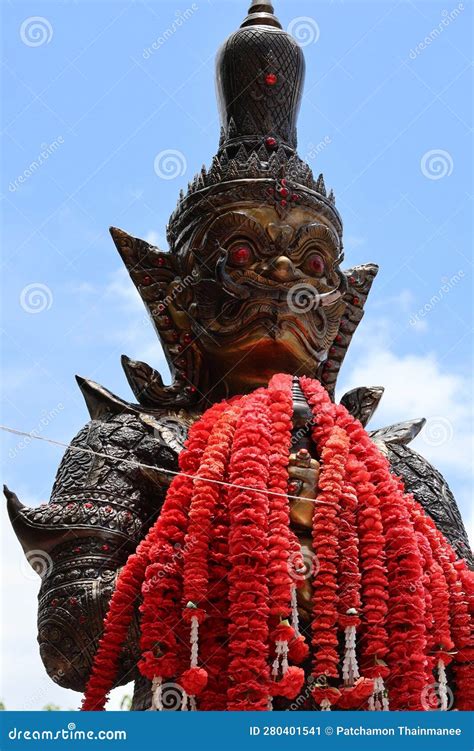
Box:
(179, 203), (346, 392)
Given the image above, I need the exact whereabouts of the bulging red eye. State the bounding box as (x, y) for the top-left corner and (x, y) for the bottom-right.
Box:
(308, 254), (325, 276)
(229, 245), (252, 266)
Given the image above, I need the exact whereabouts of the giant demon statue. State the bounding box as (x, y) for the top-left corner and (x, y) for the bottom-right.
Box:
(6, 1), (472, 712)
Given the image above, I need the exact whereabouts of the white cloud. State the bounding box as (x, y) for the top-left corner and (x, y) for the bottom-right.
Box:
(143, 230), (167, 249)
(372, 288), (415, 314)
(345, 235), (367, 249)
(338, 322), (472, 474)
(0, 497), (132, 710)
(103, 267), (144, 314)
(338, 319), (473, 543)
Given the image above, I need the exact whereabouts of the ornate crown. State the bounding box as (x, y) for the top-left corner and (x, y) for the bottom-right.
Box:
(168, 0), (340, 246)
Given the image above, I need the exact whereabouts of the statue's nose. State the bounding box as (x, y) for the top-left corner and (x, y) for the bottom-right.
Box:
(268, 255), (297, 282)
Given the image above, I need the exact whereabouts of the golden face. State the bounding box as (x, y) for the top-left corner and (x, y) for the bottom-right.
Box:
(179, 203), (346, 395)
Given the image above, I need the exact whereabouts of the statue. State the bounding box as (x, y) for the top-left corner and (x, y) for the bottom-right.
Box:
(5, 1), (472, 712)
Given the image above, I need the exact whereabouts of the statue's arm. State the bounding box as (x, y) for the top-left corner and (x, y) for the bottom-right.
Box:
(387, 442), (473, 567)
(5, 387), (182, 692)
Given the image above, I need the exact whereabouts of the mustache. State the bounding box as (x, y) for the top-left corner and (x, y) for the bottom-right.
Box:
(214, 252), (345, 307)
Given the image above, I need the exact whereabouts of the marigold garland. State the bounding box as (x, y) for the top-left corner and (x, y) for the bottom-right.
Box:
(81, 376), (473, 712)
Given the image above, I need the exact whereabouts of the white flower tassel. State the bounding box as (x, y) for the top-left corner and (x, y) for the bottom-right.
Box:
(342, 625), (360, 686)
(150, 676), (163, 711)
(290, 585), (300, 637)
(320, 698), (332, 711)
(437, 659), (449, 711)
(272, 640), (289, 678)
(181, 690), (189, 711)
(190, 615), (199, 668)
(187, 614), (200, 710)
(267, 696), (273, 711)
(368, 676), (389, 711)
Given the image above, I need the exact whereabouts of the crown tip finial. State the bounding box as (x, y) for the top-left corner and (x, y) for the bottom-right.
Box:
(240, 1), (282, 29)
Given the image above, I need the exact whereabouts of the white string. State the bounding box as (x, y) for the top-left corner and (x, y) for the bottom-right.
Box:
(0, 424), (332, 506)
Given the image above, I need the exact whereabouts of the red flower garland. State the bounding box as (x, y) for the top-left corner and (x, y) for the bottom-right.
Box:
(226, 389), (272, 709)
(310, 427), (349, 687)
(81, 375), (473, 713)
(266, 373), (293, 619)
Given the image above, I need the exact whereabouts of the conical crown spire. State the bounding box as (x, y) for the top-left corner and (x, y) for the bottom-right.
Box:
(215, 2), (305, 155)
(240, 1), (282, 28)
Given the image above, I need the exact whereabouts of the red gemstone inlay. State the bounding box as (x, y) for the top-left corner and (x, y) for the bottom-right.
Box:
(162, 316), (171, 326)
(280, 199), (287, 207)
(279, 187), (289, 197)
(182, 333), (193, 344)
(84, 503), (93, 509)
(229, 245), (251, 266)
(349, 276), (356, 284)
(335, 334), (343, 343)
(73, 547), (81, 554)
(105, 506), (112, 513)
(154, 257), (165, 267)
(292, 193), (299, 201)
(287, 480), (300, 495)
(51, 599), (58, 607)
(188, 386), (197, 393)
(142, 276), (152, 286)
(265, 73), (278, 86)
(69, 597), (78, 606)
(102, 544), (109, 552)
(353, 296), (360, 305)
(281, 178), (287, 186)
(265, 137), (277, 149)
(309, 255), (325, 275)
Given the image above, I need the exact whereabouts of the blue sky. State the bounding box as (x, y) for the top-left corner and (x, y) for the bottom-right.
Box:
(1, 0), (472, 710)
